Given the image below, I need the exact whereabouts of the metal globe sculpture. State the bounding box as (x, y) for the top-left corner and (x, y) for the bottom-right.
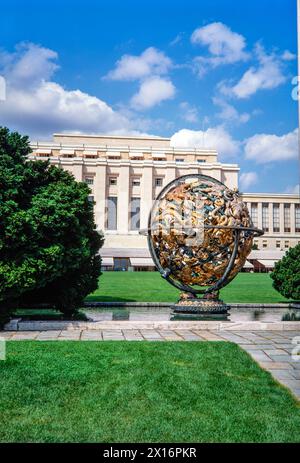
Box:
(142, 174), (263, 313)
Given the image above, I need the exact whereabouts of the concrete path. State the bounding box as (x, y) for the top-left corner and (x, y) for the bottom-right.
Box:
(1, 329), (299, 400)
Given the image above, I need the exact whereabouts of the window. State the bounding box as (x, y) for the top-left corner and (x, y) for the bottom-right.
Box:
(107, 197), (117, 230)
(131, 178), (140, 187)
(37, 151), (52, 157)
(85, 177), (94, 185)
(295, 204), (300, 233)
(130, 197), (140, 231)
(155, 177), (163, 187)
(109, 177), (117, 186)
(175, 158), (184, 163)
(273, 204), (280, 232)
(276, 241), (281, 249)
(262, 240), (268, 248)
(251, 203), (258, 227)
(284, 204), (291, 232)
(262, 203), (269, 232)
(114, 258), (129, 271)
(197, 159), (206, 163)
(284, 241), (289, 249)
(88, 195), (94, 204)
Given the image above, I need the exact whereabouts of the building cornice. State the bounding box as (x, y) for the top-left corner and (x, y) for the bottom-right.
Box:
(52, 133), (171, 142)
(242, 192), (300, 199)
(30, 142), (218, 156)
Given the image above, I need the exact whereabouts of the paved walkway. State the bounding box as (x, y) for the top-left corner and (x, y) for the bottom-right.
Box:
(1, 329), (300, 400)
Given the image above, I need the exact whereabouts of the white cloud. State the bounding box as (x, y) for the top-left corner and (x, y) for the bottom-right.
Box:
(2, 42), (59, 89)
(104, 46), (176, 111)
(104, 47), (172, 81)
(179, 102), (199, 123)
(239, 172), (258, 190)
(281, 50), (296, 61)
(213, 97), (250, 124)
(170, 33), (184, 47)
(244, 128), (298, 163)
(220, 44), (286, 99)
(191, 22), (249, 76)
(170, 126), (240, 159)
(0, 42), (146, 139)
(130, 76), (175, 110)
(284, 184), (300, 194)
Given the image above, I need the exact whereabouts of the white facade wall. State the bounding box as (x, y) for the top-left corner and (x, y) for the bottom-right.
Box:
(29, 134), (300, 269)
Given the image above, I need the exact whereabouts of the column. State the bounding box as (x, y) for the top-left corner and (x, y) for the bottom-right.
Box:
(140, 166), (153, 229)
(291, 203), (296, 234)
(279, 203), (284, 234)
(246, 202), (251, 215)
(210, 168), (222, 182)
(257, 202), (263, 230)
(118, 164), (130, 234)
(93, 164), (107, 231)
(269, 202), (273, 234)
(279, 203), (284, 235)
(71, 163), (83, 181)
(165, 166), (176, 185)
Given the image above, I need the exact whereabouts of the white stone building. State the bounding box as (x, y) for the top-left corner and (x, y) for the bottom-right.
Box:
(29, 133), (300, 271)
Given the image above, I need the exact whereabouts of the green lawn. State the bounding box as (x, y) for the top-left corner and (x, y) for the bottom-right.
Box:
(86, 272), (290, 304)
(0, 341), (299, 443)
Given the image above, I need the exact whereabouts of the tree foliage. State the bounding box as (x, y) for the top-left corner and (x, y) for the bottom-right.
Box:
(0, 127), (103, 321)
(271, 244), (300, 301)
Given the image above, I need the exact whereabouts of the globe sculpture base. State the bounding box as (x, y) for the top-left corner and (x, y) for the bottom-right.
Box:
(172, 291), (229, 315)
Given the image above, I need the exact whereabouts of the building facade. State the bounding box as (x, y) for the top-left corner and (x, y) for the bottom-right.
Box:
(29, 133), (300, 271)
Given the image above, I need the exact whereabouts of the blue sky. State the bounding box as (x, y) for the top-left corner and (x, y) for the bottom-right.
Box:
(0, 0), (299, 194)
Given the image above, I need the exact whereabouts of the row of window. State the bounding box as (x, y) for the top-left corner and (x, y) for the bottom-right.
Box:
(36, 151), (207, 163)
(254, 240), (300, 250)
(85, 176), (163, 188)
(107, 197), (140, 231)
(251, 203), (300, 233)
(88, 194), (300, 234)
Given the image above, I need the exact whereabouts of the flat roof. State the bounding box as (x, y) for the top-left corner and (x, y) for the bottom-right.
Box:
(53, 133), (170, 142)
(242, 192), (300, 199)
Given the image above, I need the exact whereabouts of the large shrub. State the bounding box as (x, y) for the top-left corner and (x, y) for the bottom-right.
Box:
(0, 127), (103, 322)
(271, 244), (300, 301)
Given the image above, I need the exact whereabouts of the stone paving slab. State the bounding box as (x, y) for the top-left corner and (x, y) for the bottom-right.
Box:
(4, 319), (300, 332)
(192, 330), (224, 341)
(36, 331), (62, 341)
(10, 332), (39, 340)
(81, 330), (103, 340)
(259, 361), (293, 370)
(157, 330), (184, 341)
(173, 330), (204, 341)
(58, 331), (81, 340)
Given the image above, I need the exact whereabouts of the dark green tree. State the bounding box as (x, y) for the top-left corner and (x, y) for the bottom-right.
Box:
(0, 127), (103, 324)
(270, 244), (300, 301)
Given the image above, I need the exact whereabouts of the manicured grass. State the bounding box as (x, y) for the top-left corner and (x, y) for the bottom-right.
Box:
(86, 272), (290, 304)
(0, 341), (299, 443)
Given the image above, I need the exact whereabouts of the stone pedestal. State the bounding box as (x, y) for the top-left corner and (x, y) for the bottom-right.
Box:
(171, 292), (230, 315)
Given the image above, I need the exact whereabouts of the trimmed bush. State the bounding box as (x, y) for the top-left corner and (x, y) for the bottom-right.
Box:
(271, 244), (300, 301)
(0, 127), (103, 323)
